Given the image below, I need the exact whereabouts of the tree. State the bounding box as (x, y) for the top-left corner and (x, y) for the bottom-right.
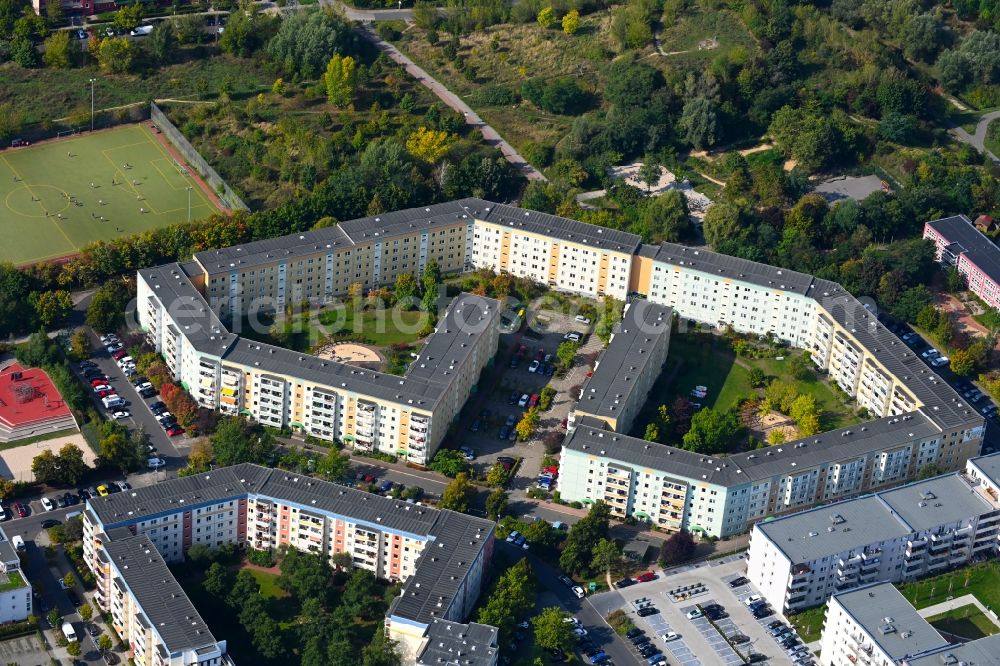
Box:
(44, 0), (62, 25)
(429, 449), (469, 477)
(98, 634), (113, 652)
(63, 572), (75, 589)
(266, 9), (354, 78)
(659, 529), (696, 565)
(439, 473), (474, 512)
(640, 190), (690, 243)
(533, 607), (575, 651)
(42, 30), (71, 68)
(180, 438), (213, 476)
(678, 97), (720, 150)
(515, 407), (540, 441)
(361, 630), (401, 666)
(79, 604), (93, 622)
(86, 282), (128, 333)
(748, 367), (767, 388)
(950, 347), (977, 376)
(406, 127), (457, 164)
(643, 422), (660, 442)
(68, 329), (90, 361)
(520, 77), (587, 115)
(536, 6), (554, 27)
(559, 502), (610, 576)
(341, 568), (381, 620)
(219, 0), (259, 56)
(112, 3), (143, 32)
(98, 429), (144, 475)
(767, 429), (786, 445)
(789, 394), (819, 436)
(30, 290), (72, 327)
(592, 538), (622, 576)
(394, 272), (418, 305)
(203, 562), (234, 598)
(211, 416), (275, 466)
(485, 488), (508, 520)
(10, 36), (37, 68)
(477, 559), (535, 639)
(147, 21), (176, 62)
(562, 9), (580, 34)
(485, 463), (508, 487)
(47, 608), (61, 629)
(95, 37), (133, 74)
(315, 449), (350, 483)
(556, 340), (578, 370)
(682, 408), (740, 454)
(32, 444), (88, 486)
(324, 54), (357, 107)
(66, 641), (81, 657)
(160, 383), (198, 428)
(638, 158), (661, 191)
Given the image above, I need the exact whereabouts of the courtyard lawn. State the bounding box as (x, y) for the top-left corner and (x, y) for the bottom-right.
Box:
(788, 606), (826, 644)
(0, 123), (222, 264)
(897, 561), (1000, 612)
(322, 306), (432, 347)
(927, 605), (1000, 640)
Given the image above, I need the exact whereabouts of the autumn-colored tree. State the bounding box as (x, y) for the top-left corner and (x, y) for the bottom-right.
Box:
(159, 383), (198, 428)
(516, 408), (540, 441)
(537, 6), (555, 27)
(30, 290), (73, 327)
(406, 127), (457, 164)
(562, 9), (581, 34)
(93, 37), (133, 74)
(324, 54), (356, 107)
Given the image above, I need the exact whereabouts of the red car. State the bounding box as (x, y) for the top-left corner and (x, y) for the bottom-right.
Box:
(543, 465), (559, 475)
(636, 571), (656, 582)
(12, 502), (27, 518)
(97, 389), (117, 398)
(90, 379), (108, 387)
(166, 425), (184, 437)
(528, 393), (540, 408)
(112, 350), (128, 360)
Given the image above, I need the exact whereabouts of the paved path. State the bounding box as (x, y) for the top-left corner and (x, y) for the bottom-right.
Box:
(950, 110), (1000, 163)
(354, 24), (548, 182)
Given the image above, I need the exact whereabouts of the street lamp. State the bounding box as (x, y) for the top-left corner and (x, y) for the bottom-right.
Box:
(89, 78), (97, 132)
(186, 186), (192, 222)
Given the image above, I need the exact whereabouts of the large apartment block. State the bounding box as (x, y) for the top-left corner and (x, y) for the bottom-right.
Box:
(924, 214), (1000, 310)
(138, 263), (499, 464)
(96, 533), (232, 666)
(571, 300), (672, 434)
(818, 581), (1000, 666)
(745, 453), (1000, 615)
(81, 463), (496, 665)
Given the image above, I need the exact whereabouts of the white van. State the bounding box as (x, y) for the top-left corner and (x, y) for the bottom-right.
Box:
(102, 395), (125, 409)
(11, 535), (24, 551)
(62, 622), (76, 642)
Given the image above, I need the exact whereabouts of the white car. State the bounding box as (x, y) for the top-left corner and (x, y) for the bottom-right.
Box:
(571, 585), (585, 599)
(99, 334), (118, 344)
(744, 594), (762, 606)
(663, 632), (680, 642)
(562, 617), (581, 626)
(112, 410), (130, 419)
(574, 315), (591, 324)
(518, 394), (529, 407)
(505, 530), (520, 544)
(40, 497), (55, 512)
(528, 360), (540, 373)
(155, 412), (173, 422)
(563, 332), (581, 342)
(572, 627), (588, 637)
(921, 348), (939, 359)
(92, 384), (112, 393)
(147, 457), (166, 469)
(931, 356), (949, 367)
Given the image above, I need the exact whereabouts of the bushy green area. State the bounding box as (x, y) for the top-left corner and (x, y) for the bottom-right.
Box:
(897, 561), (1000, 612)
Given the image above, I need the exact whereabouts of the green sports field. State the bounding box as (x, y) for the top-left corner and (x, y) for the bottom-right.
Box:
(0, 124), (222, 265)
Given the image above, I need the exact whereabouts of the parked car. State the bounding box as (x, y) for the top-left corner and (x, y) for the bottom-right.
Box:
(575, 315), (591, 324)
(40, 497), (55, 512)
(528, 360), (540, 373)
(12, 502), (27, 517)
(77, 488), (92, 501)
(112, 410), (130, 419)
(508, 392), (519, 405)
(728, 576), (749, 588)
(96, 485), (110, 497)
(615, 578), (635, 589)
(498, 425), (510, 440)
(505, 530), (520, 544)
(636, 571), (656, 582)
(166, 425), (185, 437)
(147, 458), (166, 469)
(558, 575), (573, 587)
(637, 606), (659, 617)
(459, 446), (476, 461)
(663, 631), (680, 642)
(686, 609), (702, 619)
(115, 481), (131, 492)
(571, 586), (585, 599)
(528, 393), (540, 407)
(518, 394), (529, 407)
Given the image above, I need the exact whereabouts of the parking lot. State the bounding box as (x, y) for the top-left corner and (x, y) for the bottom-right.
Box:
(590, 558), (803, 666)
(0, 634), (48, 665)
(455, 307), (600, 494)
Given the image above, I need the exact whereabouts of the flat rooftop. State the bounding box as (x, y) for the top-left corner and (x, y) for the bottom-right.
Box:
(833, 583), (946, 661)
(877, 473), (995, 531)
(905, 634), (1000, 666)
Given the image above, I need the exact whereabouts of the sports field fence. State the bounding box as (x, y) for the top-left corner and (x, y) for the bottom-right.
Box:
(6, 102), (149, 146)
(150, 102), (249, 212)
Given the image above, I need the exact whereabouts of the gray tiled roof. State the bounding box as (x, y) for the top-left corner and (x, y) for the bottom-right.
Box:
(416, 619), (499, 666)
(653, 242), (817, 296)
(565, 413), (940, 488)
(905, 633), (1000, 665)
(877, 474), (994, 531)
(0, 527), (18, 566)
(339, 198), (484, 243)
(104, 534), (220, 655)
(391, 509), (494, 624)
(480, 203), (642, 253)
(833, 583), (946, 660)
(574, 301), (671, 423)
(139, 263), (239, 357)
(88, 463), (461, 540)
(193, 225), (355, 273)
(755, 496), (911, 563)
(926, 214), (1000, 284)
(404, 294), (500, 386)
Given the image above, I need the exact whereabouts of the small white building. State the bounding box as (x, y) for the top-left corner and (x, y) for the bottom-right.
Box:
(0, 527), (30, 624)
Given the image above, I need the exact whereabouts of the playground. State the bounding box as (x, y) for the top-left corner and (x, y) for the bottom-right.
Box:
(0, 123), (223, 265)
(0, 362), (78, 444)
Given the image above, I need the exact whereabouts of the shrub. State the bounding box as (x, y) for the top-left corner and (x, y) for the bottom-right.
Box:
(469, 85), (519, 106)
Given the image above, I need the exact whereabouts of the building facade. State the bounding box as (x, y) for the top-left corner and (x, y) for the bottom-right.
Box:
(745, 453), (1000, 615)
(81, 463), (495, 665)
(137, 263), (500, 465)
(924, 214), (1000, 310)
(0, 527), (30, 624)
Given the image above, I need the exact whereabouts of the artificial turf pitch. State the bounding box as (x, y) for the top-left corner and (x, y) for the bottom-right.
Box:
(0, 123), (221, 265)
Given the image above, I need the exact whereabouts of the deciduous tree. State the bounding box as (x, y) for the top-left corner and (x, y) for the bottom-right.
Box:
(42, 30), (70, 68)
(532, 607), (574, 651)
(324, 54), (357, 107)
(439, 472), (474, 512)
(561, 9), (580, 34)
(659, 529), (696, 565)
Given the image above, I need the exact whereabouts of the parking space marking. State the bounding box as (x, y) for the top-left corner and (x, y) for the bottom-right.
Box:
(725, 579), (812, 665)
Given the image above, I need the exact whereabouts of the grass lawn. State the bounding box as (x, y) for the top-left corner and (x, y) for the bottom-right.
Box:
(630, 332), (859, 440)
(0, 124), (221, 264)
(655, 7), (758, 68)
(985, 117), (1000, 160)
(897, 561), (1000, 612)
(0, 570), (26, 593)
(927, 604), (1000, 640)
(788, 605), (826, 643)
